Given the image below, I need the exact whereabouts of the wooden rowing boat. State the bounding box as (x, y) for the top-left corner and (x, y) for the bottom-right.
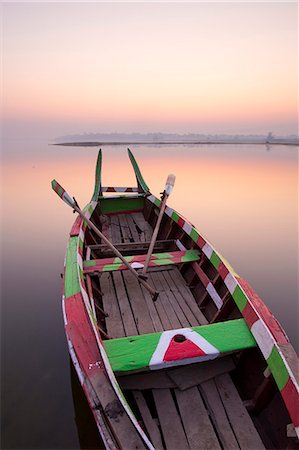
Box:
(53, 149), (299, 449)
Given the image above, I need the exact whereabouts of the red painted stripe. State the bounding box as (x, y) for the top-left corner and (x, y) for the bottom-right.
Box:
(177, 217), (185, 228)
(85, 250), (188, 268)
(191, 262), (210, 288)
(237, 277), (289, 345)
(281, 377), (299, 427)
(163, 339), (206, 361)
(64, 293), (102, 375)
(78, 244), (83, 259)
(218, 262), (229, 280)
(70, 215), (83, 236)
(196, 235), (206, 249)
(242, 301), (259, 329)
(106, 208), (143, 216)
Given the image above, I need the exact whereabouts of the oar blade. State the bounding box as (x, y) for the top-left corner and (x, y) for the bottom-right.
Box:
(51, 179), (75, 208)
(165, 173), (176, 196)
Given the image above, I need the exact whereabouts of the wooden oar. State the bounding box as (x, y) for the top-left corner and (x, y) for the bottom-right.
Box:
(51, 180), (159, 300)
(141, 174), (176, 276)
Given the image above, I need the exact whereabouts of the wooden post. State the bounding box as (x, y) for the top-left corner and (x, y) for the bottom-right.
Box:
(142, 174), (176, 276)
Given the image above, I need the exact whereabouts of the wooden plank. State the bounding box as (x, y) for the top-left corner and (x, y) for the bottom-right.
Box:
(110, 214), (122, 243)
(215, 373), (265, 449)
(113, 272), (138, 337)
(140, 284), (164, 332)
(175, 387), (221, 449)
(163, 270), (201, 327)
(119, 371), (176, 390)
(150, 272), (181, 329)
(88, 239), (176, 252)
(125, 214), (141, 242)
(157, 271), (190, 327)
(132, 391), (164, 450)
(99, 273), (125, 338)
(103, 319), (256, 374)
(122, 271), (154, 335)
(168, 268), (208, 325)
(152, 388), (189, 450)
(132, 212), (152, 241)
(168, 356), (235, 391)
(148, 272), (172, 330)
(200, 379), (239, 449)
(118, 214), (132, 243)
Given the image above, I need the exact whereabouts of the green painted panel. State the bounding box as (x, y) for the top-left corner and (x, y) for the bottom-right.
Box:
(100, 197), (144, 214)
(128, 149), (150, 192)
(210, 251), (221, 269)
(267, 347), (289, 390)
(232, 285), (248, 311)
(154, 198), (161, 207)
(84, 260), (96, 267)
(104, 319), (256, 373)
(64, 236), (80, 297)
(171, 211), (180, 223)
(190, 228), (199, 242)
(181, 249), (200, 262)
(103, 263), (122, 272)
(92, 150), (102, 200)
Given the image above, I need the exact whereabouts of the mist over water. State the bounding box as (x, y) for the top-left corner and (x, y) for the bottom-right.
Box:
(1, 141), (298, 449)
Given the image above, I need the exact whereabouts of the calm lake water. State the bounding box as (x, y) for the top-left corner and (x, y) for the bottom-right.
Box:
(1, 140), (298, 449)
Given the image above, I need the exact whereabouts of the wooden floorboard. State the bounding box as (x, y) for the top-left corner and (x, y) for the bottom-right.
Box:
(215, 373), (265, 449)
(100, 273), (124, 338)
(168, 268), (208, 325)
(110, 214), (122, 243)
(132, 391), (164, 450)
(113, 271), (138, 337)
(123, 271), (155, 335)
(200, 379), (240, 449)
(125, 214), (141, 242)
(118, 214), (132, 243)
(175, 386), (221, 450)
(149, 272), (181, 329)
(152, 388), (190, 450)
(140, 284), (164, 332)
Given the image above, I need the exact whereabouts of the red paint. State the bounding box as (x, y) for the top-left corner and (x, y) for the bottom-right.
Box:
(65, 293), (102, 376)
(78, 244), (83, 259)
(237, 277), (289, 345)
(196, 235), (206, 249)
(70, 215), (83, 236)
(281, 377), (299, 427)
(177, 217), (185, 228)
(192, 262), (210, 288)
(242, 301), (259, 329)
(218, 262), (229, 280)
(163, 338), (206, 361)
(106, 208), (143, 216)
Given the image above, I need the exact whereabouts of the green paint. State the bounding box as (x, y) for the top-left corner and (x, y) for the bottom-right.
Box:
(232, 285), (248, 311)
(51, 180), (57, 190)
(154, 198), (161, 207)
(58, 187), (63, 197)
(92, 150), (102, 200)
(102, 263), (122, 272)
(152, 252), (173, 259)
(181, 249), (200, 262)
(64, 236), (80, 297)
(171, 211), (180, 223)
(210, 251), (221, 269)
(78, 238), (84, 251)
(267, 347), (289, 390)
(190, 228), (199, 242)
(84, 260), (97, 267)
(100, 197), (144, 214)
(154, 259), (173, 266)
(127, 149), (150, 192)
(104, 319), (256, 373)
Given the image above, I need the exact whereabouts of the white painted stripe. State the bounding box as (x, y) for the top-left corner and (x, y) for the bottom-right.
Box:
(62, 295), (68, 325)
(183, 221), (193, 235)
(149, 328), (219, 370)
(295, 427), (299, 439)
(176, 239), (187, 251)
(147, 194), (156, 203)
(251, 319), (274, 360)
(67, 338), (85, 385)
(79, 228), (85, 241)
(131, 262), (144, 269)
(165, 206), (174, 217)
(224, 272), (238, 294)
(207, 283), (223, 309)
(63, 191), (75, 207)
(202, 242), (213, 259)
(77, 253), (83, 269)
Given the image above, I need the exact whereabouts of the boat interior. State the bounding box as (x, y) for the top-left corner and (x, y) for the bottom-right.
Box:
(81, 196), (296, 450)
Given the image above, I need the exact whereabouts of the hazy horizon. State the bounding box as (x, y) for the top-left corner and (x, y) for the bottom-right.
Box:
(2, 2), (298, 142)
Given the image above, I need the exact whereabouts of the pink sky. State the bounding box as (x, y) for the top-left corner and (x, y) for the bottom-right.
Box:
(2, 2), (298, 138)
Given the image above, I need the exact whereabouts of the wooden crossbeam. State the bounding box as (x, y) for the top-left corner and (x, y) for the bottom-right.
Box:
(103, 319), (256, 374)
(83, 249), (200, 274)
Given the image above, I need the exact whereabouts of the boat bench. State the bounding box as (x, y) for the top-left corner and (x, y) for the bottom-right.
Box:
(103, 318), (256, 374)
(83, 249), (200, 274)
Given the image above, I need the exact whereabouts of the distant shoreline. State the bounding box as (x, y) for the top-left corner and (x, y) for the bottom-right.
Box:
(54, 140), (299, 147)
